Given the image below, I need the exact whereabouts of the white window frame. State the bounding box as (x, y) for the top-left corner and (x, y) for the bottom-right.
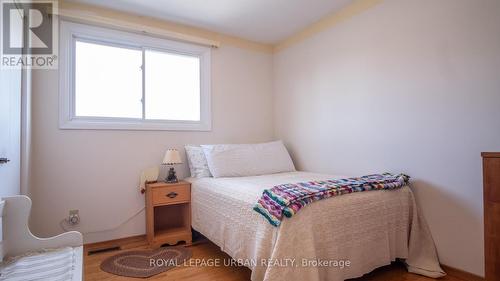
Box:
(59, 20), (211, 131)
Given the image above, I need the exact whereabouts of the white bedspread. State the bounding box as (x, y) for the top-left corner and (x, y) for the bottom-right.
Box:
(188, 172), (445, 281)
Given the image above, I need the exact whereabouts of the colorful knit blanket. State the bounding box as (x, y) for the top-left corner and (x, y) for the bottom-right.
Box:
(254, 173), (410, 227)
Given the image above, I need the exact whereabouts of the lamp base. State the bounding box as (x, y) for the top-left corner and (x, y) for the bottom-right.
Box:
(165, 167), (178, 183)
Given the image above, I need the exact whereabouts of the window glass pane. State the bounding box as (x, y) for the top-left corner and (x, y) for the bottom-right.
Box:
(145, 50), (201, 121)
(75, 40), (142, 118)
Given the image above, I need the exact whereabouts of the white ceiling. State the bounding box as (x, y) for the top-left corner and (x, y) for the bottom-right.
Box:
(67, 0), (354, 44)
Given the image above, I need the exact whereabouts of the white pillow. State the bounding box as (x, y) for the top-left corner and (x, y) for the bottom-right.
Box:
(185, 145), (212, 178)
(201, 141), (296, 178)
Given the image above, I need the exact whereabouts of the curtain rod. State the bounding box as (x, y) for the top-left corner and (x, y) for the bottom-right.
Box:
(55, 9), (221, 48)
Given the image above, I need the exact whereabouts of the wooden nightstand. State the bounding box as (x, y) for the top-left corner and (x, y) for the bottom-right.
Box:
(145, 181), (192, 247)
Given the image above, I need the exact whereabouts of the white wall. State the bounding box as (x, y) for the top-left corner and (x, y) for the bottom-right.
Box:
(29, 44), (274, 243)
(273, 0), (500, 276)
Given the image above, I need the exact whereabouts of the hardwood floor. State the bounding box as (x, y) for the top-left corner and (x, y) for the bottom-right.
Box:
(84, 240), (464, 281)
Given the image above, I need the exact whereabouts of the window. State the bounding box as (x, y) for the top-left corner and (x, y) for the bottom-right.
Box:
(59, 21), (211, 131)
(75, 41), (143, 119)
(144, 49), (201, 121)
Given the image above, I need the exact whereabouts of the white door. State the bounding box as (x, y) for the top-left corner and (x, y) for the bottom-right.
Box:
(1, 5), (23, 197)
(0, 68), (22, 197)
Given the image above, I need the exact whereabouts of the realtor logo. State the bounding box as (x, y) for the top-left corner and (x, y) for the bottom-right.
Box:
(1, 0), (58, 69)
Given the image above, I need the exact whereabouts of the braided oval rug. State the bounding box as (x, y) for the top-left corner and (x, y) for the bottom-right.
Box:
(100, 246), (192, 278)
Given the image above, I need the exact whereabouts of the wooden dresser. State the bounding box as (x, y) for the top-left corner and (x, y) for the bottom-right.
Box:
(482, 152), (500, 281)
(145, 181), (192, 247)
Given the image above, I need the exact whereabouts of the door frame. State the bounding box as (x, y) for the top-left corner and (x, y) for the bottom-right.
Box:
(20, 68), (31, 196)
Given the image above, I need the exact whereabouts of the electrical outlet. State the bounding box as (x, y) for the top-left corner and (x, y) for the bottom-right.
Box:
(68, 209), (80, 225)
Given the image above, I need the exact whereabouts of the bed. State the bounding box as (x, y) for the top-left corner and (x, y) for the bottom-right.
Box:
(187, 171), (445, 281)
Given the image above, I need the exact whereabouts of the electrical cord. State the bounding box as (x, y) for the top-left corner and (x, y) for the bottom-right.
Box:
(59, 206), (145, 235)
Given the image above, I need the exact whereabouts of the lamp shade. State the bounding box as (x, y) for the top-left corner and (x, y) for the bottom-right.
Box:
(162, 149), (182, 165)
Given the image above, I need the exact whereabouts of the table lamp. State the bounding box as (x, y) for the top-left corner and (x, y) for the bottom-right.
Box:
(162, 149), (182, 183)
